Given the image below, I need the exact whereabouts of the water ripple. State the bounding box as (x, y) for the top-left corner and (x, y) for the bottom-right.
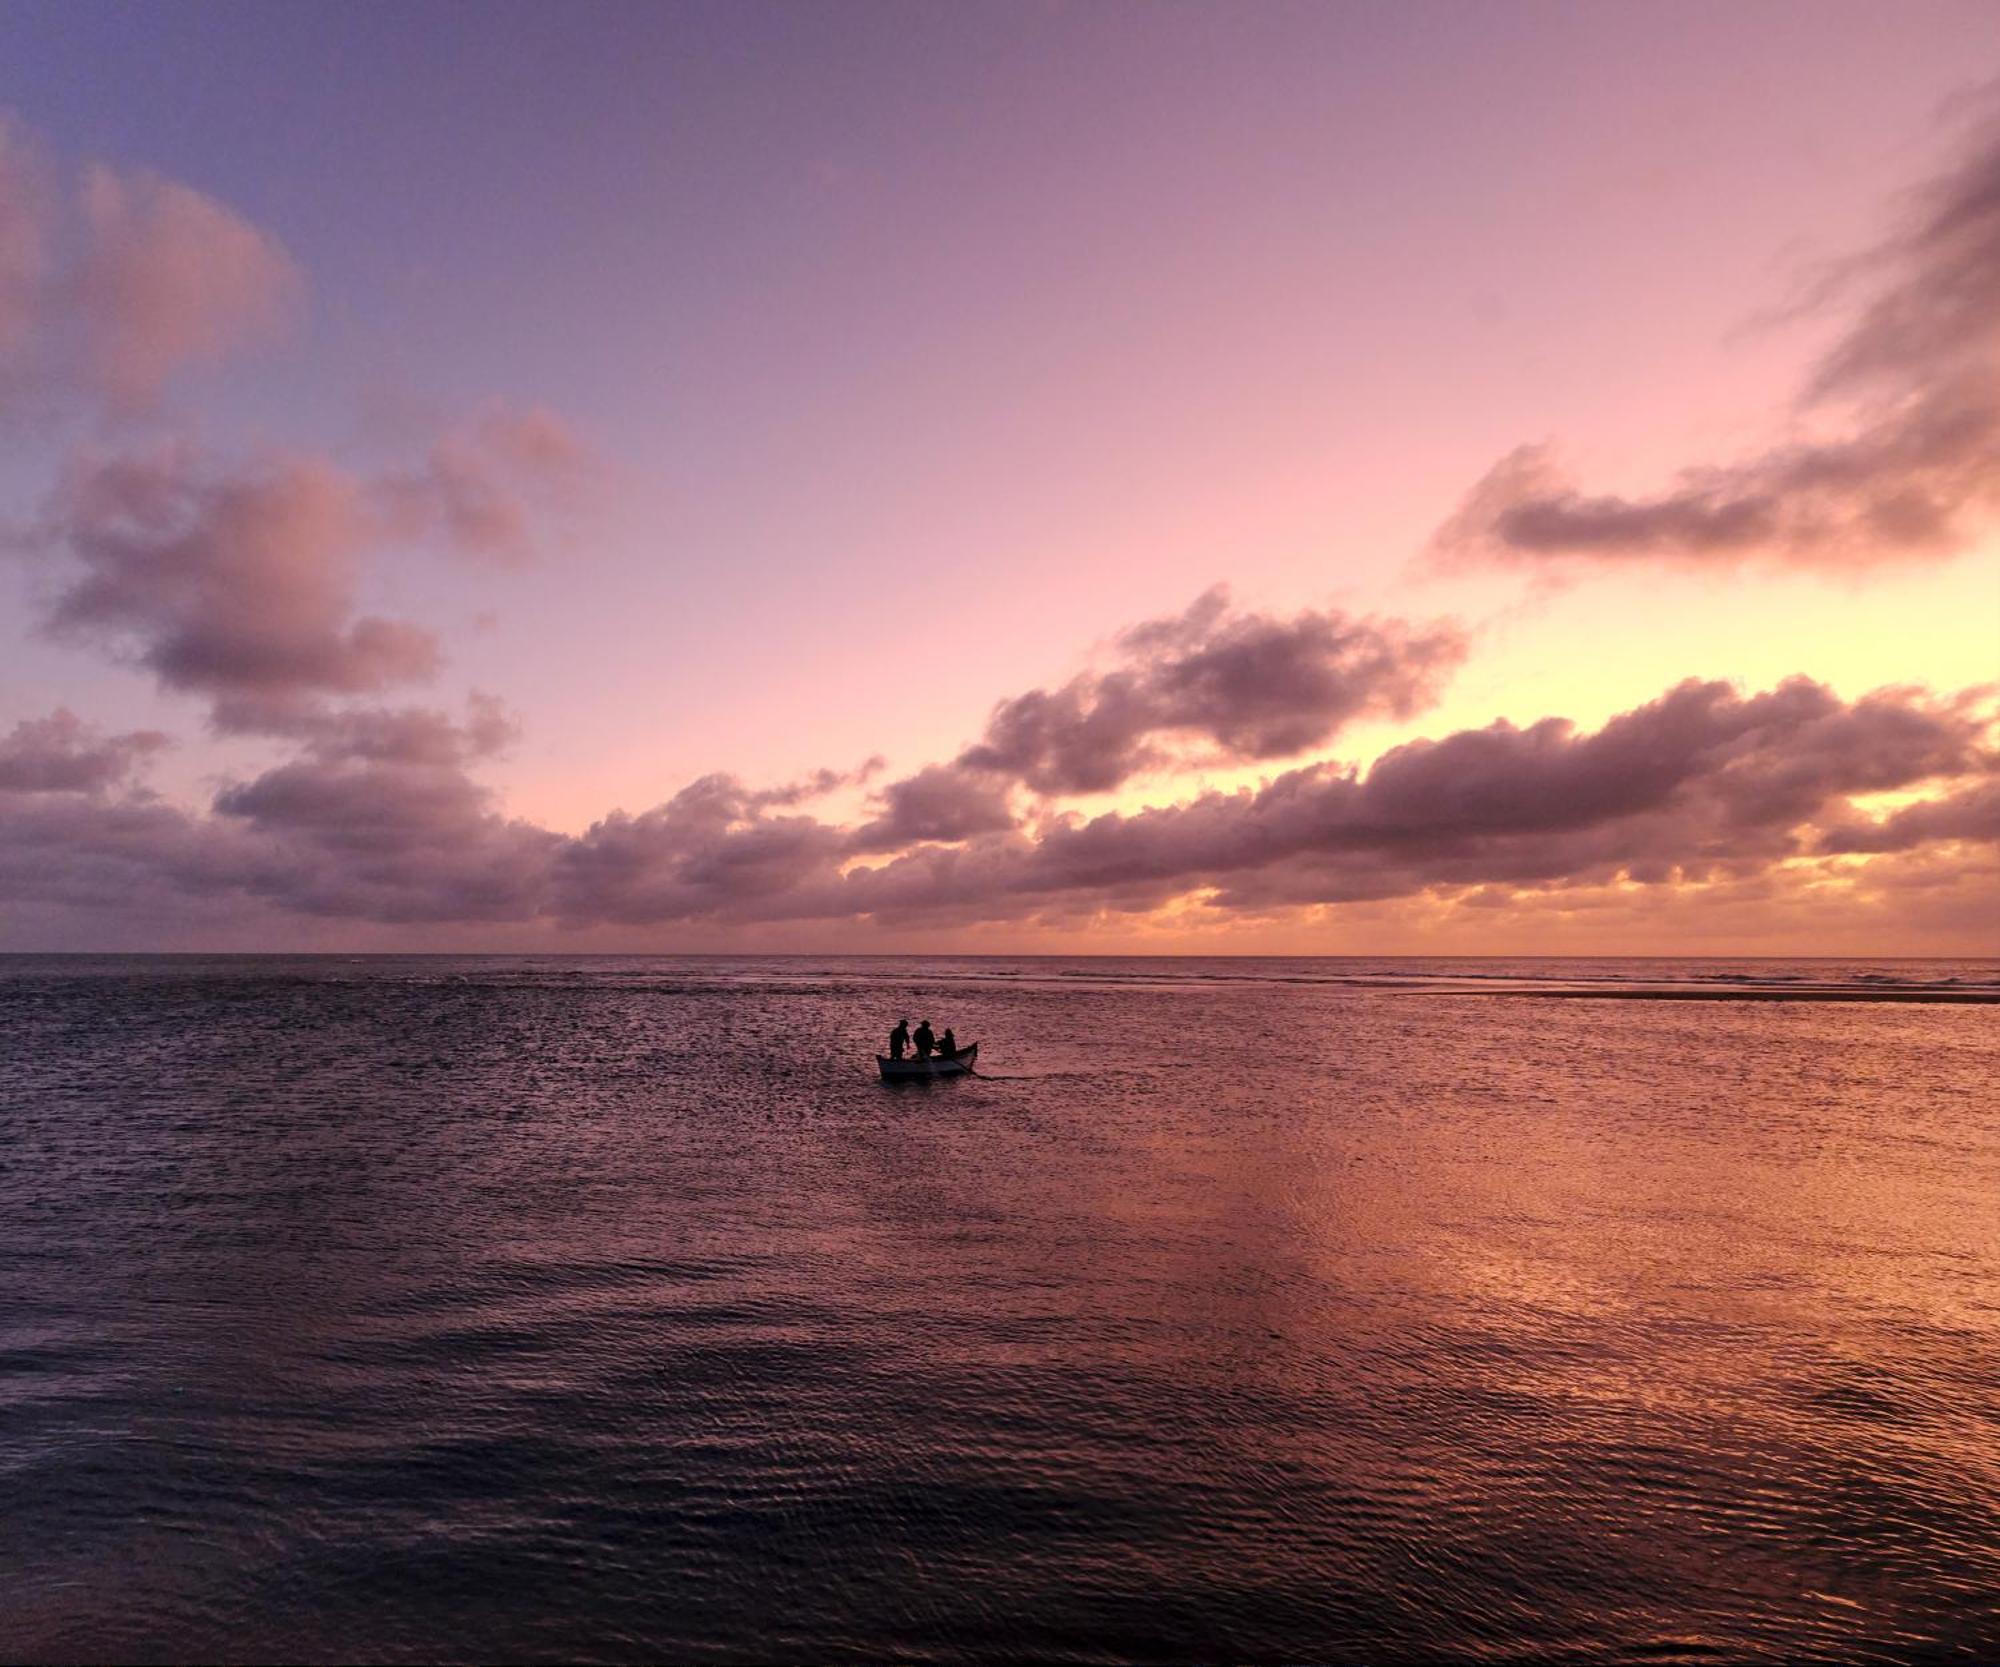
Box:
(1, 954), (1996, 1662)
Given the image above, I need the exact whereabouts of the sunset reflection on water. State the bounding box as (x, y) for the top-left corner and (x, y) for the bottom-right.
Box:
(2, 955), (1996, 1662)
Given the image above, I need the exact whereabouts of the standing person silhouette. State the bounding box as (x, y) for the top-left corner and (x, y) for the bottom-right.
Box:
(888, 1018), (910, 1060)
(913, 1019), (935, 1060)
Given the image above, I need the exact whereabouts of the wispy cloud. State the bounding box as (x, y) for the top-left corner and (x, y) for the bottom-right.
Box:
(1436, 102), (2000, 574)
(376, 405), (593, 566)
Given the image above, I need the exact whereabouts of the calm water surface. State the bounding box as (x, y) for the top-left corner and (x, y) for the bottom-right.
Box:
(3, 955), (1998, 1664)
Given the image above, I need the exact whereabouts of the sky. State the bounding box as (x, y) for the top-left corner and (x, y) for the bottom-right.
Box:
(0, 0), (1996, 953)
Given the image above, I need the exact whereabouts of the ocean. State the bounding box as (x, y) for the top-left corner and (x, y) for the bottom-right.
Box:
(3, 955), (1997, 1663)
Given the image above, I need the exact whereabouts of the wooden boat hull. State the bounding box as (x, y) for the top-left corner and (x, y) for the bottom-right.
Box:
(878, 1042), (977, 1080)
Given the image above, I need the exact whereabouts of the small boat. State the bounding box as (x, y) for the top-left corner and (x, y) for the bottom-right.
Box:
(878, 1043), (978, 1081)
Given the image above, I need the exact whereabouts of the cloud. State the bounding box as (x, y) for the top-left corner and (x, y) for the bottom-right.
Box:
(251, 691), (522, 766)
(20, 411), (600, 739)
(1437, 105), (2000, 572)
(33, 444), (440, 731)
(0, 708), (167, 794)
(20, 422), (594, 754)
(69, 163), (304, 412)
(1809, 103), (2000, 404)
(752, 760), (882, 808)
(546, 675), (1997, 930)
(552, 774), (851, 926)
(0, 112), (304, 415)
(0, 113), (609, 942)
(0, 791), (264, 923)
(0, 700), (548, 929)
(2, 670), (1992, 942)
(0, 110), (591, 568)
(848, 763), (1019, 851)
(830, 677), (1997, 925)
(376, 405), (593, 565)
(833, 587), (1464, 860)
(211, 752), (558, 923)
(956, 586), (1466, 794)
(1819, 777), (2000, 853)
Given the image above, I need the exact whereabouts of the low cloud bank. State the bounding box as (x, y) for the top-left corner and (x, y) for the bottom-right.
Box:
(5, 673), (1993, 943)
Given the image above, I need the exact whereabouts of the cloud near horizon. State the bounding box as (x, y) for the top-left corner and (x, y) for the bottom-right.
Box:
(2, 665), (1994, 945)
(1436, 103), (2000, 574)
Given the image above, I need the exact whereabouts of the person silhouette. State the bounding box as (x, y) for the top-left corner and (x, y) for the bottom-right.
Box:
(888, 1018), (910, 1060)
(939, 1028), (957, 1059)
(913, 1019), (935, 1060)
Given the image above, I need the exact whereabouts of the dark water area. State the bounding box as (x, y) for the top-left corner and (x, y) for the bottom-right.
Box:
(3, 955), (1998, 1664)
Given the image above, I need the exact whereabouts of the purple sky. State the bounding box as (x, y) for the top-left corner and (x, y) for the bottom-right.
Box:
(1, 1), (1997, 950)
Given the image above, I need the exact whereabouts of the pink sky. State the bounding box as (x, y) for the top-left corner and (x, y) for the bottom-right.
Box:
(0, 2), (1995, 951)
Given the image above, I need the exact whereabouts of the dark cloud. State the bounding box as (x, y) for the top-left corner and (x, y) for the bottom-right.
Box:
(246, 693), (522, 767)
(848, 763), (1018, 851)
(4, 674), (1992, 939)
(1819, 778), (2000, 853)
(25, 426), (598, 738)
(1438, 108), (2000, 571)
(956, 586), (1466, 793)
(0, 717), (552, 928)
(1809, 103), (2000, 405)
(825, 677), (1996, 927)
(549, 676), (1997, 929)
(0, 784), (273, 920)
(210, 753), (558, 923)
(35, 446), (440, 726)
(0, 104), (1986, 946)
(552, 774), (851, 926)
(0, 113), (603, 940)
(837, 588), (1461, 860)
(0, 708), (167, 794)
(0, 111), (594, 757)
(742, 761), (880, 811)
(1347, 678), (1983, 843)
